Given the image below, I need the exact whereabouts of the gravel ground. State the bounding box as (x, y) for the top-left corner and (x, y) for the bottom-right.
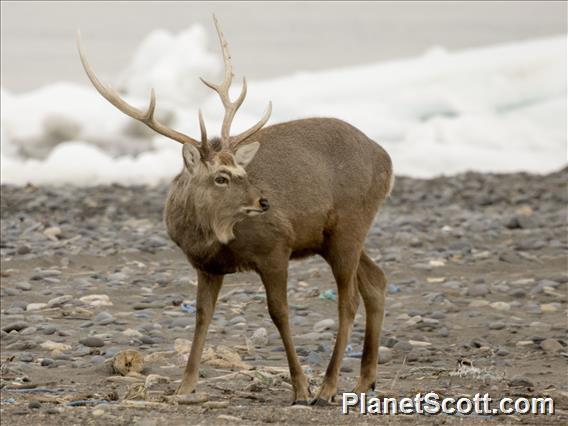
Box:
(1, 168), (567, 425)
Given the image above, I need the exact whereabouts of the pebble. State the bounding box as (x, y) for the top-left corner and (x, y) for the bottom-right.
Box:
(540, 339), (563, 353)
(489, 321), (506, 330)
(28, 400), (41, 409)
(94, 311), (114, 325)
(41, 340), (71, 351)
(540, 303), (559, 313)
(17, 245), (32, 255)
(41, 358), (54, 366)
(79, 336), (105, 348)
(15, 282), (32, 291)
(509, 288), (526, 298)
(509, 376), (534, 388)
(307, 351), (323, 367)
(378, 346), (393, 364)
(313, 318), (335, 332)
(27, 303), (47, 311)
(2, 322), (30, 333)
(251, 327), (268, 347)
(171, 317), (193, 328)
(393, 341), (413, 353)
(19, 352), (34, 362)
(47, 295), (73, 308)
(80, 294), (113, 307)
(467, 284), (489, 297)
(490, 301), (511, 311)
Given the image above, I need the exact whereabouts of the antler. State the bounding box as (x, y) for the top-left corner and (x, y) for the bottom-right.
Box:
(201, 15), (272, 150)
(77, 31), (207, 151)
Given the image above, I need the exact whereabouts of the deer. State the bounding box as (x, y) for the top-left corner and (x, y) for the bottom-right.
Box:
(77, 16), (393, 406)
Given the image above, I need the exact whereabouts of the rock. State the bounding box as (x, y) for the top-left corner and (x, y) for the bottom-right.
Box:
(307, 351), (324, 367)
(16, 282), (32, 291)
(406, 351), (419, 362)
(20, 327), (37, 335)
(122, 328), (144, 338)
(17, 245), (32, 255)
(41, 341), (71, 351)
(467, 284), (489, 297)
(296, 332), (333, 341)
(28, 400), (41, 409)
(27, 303), (47, 311)
(409, 340), (431, 347)
(378, 346), (392, 364)
(171, 317), (193, 328)
(228, 316), (247, 325)
(540, 339), (563, 353)
(251, 327), (268, 347)
(144, 374), (169, 389)
(217, 415), (241, 422)
(510, 288), (526, 298)
(79, 337), (105, 348)
(43, 226), (62, 241)
(490, 301), (511, 311)
(509, 376), (534, 388)
(489, 321), (506, 330)
(80, 294), (113, 307)
(19, 352), (34, 362)
(171, 393), (209, 405)
(174, 338), (193, 354)
(47, 295), (74, 308)
(203, 401), (230, 409)
(313, 319), (335, 333)
(94, 311), (114, 325)
(540, 303), (559, 313)
(202, 345), (251, 370)
(2, 322), (30, 333)
(393, 341), (413, 353)
(41, 358), (54, 367)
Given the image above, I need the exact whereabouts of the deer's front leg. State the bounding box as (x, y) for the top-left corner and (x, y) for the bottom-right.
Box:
(260, 261), (311, 404)
(177, 270), (224, 395)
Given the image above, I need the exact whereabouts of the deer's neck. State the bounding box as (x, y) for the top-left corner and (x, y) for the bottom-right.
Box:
(164, 173), (241, 269)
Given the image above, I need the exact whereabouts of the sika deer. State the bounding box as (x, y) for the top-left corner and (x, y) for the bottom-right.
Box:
(77, 16), (393, 405)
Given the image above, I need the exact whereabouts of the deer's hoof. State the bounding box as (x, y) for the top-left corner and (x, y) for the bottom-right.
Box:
(310, 398), (331, 407)
(292, 400), (309, 406)
(175, 384), (196, 396)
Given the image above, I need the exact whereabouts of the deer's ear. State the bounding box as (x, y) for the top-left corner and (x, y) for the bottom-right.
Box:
(182, 144), (202, 174)
(234, 142), (260, 168)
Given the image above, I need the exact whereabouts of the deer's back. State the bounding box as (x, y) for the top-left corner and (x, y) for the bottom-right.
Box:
(239, 117), (392, 254)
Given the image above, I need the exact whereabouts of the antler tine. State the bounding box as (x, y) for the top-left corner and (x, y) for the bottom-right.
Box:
(230, 101), (272, 147)
(77, 31), (204, 148)
(201, 15), (271, 150)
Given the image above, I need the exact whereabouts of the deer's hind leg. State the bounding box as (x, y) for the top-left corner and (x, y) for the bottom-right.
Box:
(352, 251), (386, 393)
(312, 229), (363, 405)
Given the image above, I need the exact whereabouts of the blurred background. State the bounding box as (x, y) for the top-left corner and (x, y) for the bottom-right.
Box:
(1, 1), (566, 184)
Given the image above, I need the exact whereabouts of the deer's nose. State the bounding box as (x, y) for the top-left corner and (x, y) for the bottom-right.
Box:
(259, 198), (270, 211)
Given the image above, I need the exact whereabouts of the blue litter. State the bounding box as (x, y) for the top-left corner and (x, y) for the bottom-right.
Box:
(319, 289), (336, 301)
(180, 302), (196, 314)
(1, 398), (16, 404)
(388, 283), (401, 294)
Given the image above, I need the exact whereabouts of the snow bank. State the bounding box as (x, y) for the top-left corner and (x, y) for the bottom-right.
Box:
(1, 27), (566, 185)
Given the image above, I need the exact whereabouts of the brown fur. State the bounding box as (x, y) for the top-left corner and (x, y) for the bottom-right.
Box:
(165, 117), (393, 404)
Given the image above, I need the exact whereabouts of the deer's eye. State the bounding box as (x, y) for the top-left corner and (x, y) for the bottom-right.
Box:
(214, 176), (229, 185)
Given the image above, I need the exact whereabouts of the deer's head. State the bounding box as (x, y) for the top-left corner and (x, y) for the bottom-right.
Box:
(77, 16), (272, 243)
